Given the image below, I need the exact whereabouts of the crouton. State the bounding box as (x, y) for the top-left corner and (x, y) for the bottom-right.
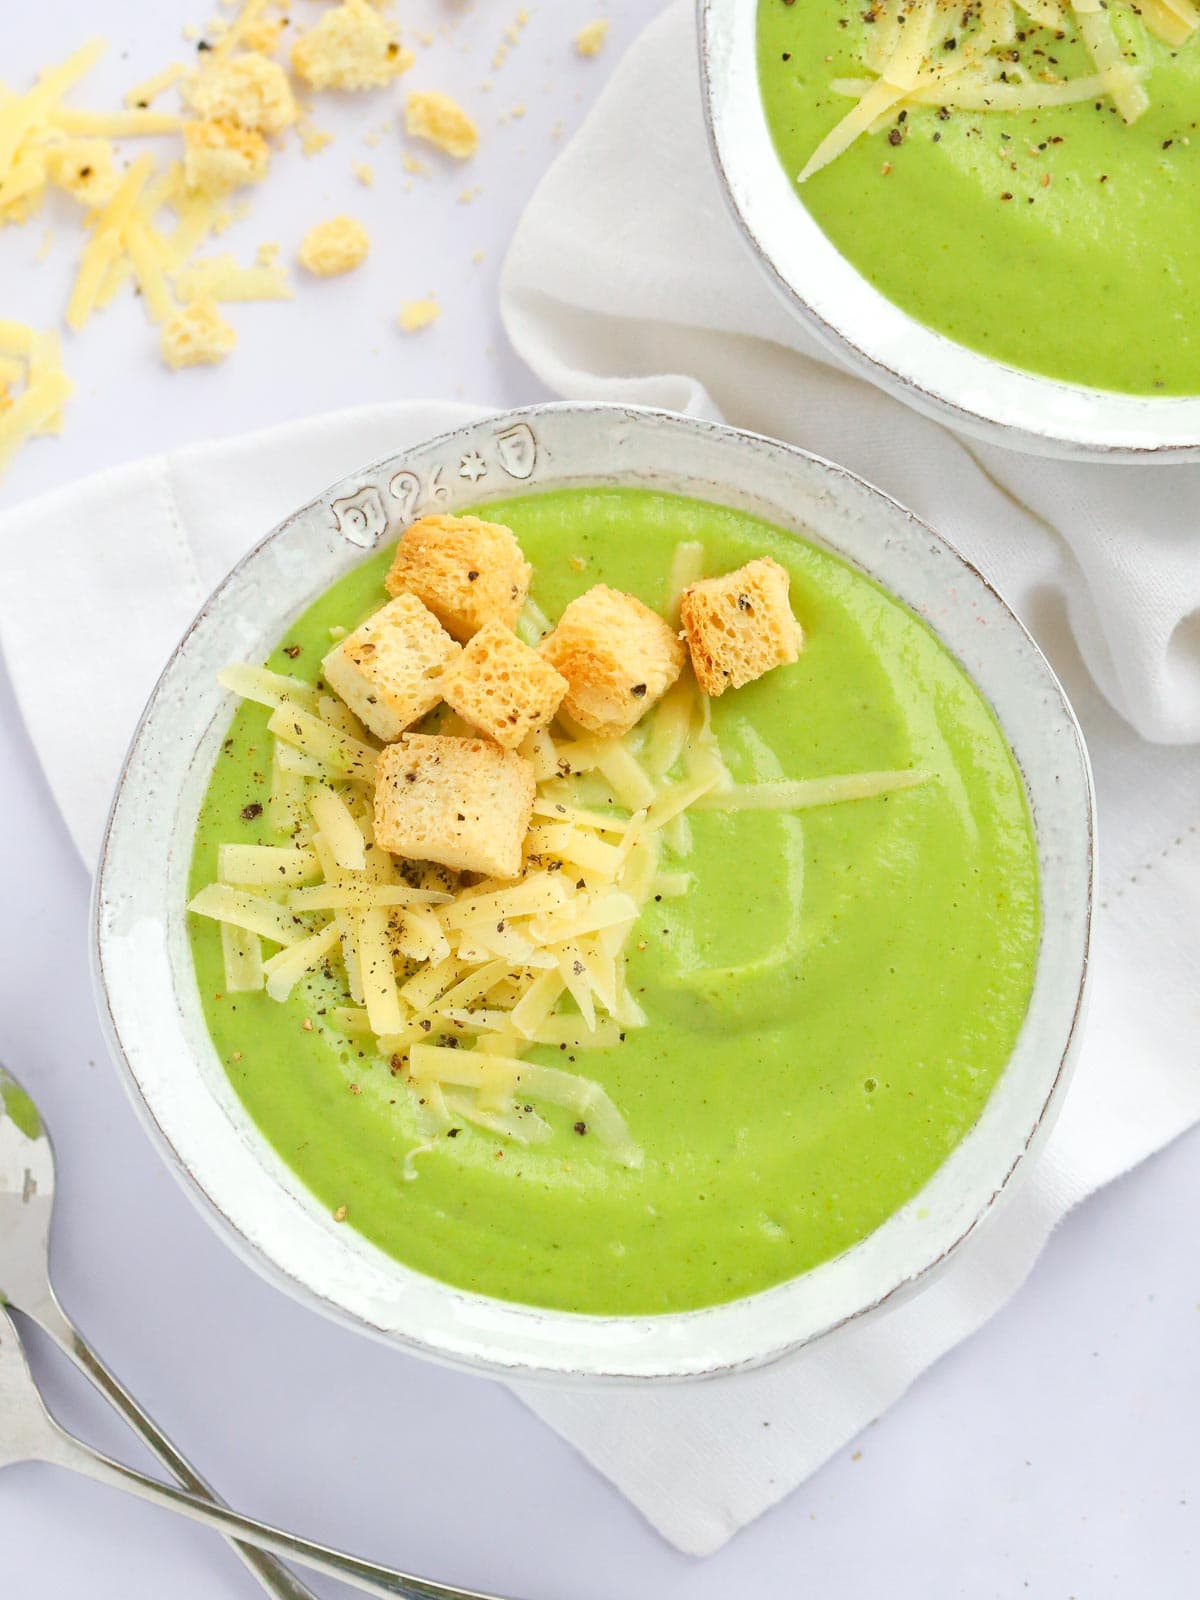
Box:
(405, 91), (479, 159)
(298, 216), (369, 277)
(183, 119), (270, 194)
(385, 514), (531, 641)
(538, 585), (685, 738)
(187, 52), (298, 135)
(292, 0), (415, 91)
(679, 557), (803, 697)
(160, 300), (237, 369)
(321, 594), (460, 741)
(440, 621), (568, 750)
(374, 734), (535, 879)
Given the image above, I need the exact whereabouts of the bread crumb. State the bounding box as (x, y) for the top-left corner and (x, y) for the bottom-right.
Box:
(298, 118), (335, 156)
(402, 152), (429, 177)
(333, 1204), (348, 1222)
(298, 215), (370, 276)
(405, 90), (479, 159)
(160, 300), (237, 369)
(292, 0), (415, 91)
(183, 118), (270, 194)
(575, 20), (609, 57)
(353, 160), (375, 186)
(398, 298), (440, 333)
(240, 17), (287, 55)
(187, 51), (298, 134)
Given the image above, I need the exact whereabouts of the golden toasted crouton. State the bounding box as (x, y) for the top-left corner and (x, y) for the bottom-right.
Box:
(183, 119), (270, 194)
(298, 216), (370, 277)
(385, 514), (531, 642)
(404, 91), (479, 159)
(160, 300), (237, 368)
(292, 0), (415, 91)
(440, 621), (568, 750)
(187, 52), (298, 135)
(539, 585), (685, 738)
(680, 557), (803, 697)
(321, 594), (460, 741)
(374, 734), (535, 879)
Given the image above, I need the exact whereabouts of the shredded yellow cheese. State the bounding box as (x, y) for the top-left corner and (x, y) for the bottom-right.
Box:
(197, 562), (940, 1177)
(800, 0), (1184, 181)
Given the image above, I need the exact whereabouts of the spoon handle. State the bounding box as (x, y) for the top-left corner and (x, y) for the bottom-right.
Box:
(42, 1419), (501, 1600)
(34, 1297), (317, 1600)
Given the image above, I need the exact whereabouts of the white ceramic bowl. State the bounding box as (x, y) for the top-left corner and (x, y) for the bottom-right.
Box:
(699, 0), (1200, 461)
(93, 404), (1094, 1384)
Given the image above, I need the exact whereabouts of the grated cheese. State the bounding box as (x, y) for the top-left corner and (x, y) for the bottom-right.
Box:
(174, 251), (292, 303)
(220, 920), (264, 993)
(204, 560), (943, 1177)
(218, 843), (322, 887)
(309, 786), (366, 871)
(800, 0), (1179, 180)
(263, 920), (341, 1002)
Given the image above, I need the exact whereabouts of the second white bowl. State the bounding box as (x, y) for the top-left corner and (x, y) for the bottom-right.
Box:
(699, 0), (1200, 461)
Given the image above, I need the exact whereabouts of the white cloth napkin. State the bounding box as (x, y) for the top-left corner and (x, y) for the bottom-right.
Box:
(495, 0), (1200, 1555)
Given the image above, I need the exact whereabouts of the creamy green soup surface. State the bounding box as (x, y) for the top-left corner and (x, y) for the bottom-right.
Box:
(757, 0), (1200, 395)
(188, 488), (1039, 1315)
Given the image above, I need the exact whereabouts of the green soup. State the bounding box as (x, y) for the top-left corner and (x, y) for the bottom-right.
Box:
(188, 488), (1039, 1315)
(757, 0), (1200, 395)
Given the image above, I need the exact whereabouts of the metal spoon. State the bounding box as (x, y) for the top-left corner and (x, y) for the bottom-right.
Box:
(0, 1061), (314, 1598)
(0, 1299), (503, 1599)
